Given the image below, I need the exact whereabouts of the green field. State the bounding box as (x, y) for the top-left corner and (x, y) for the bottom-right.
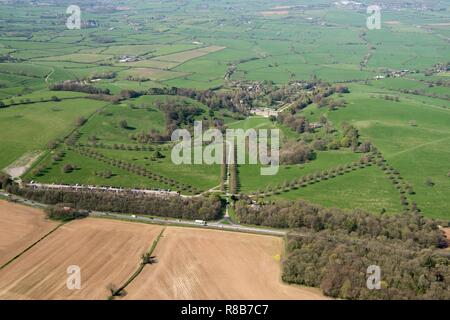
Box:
(0, 98), (107, 169)
(238, 150), (361, 193)
(0, 0), (449, 220)
(269, 166), (403, 214)
(27, 149), (169, 189)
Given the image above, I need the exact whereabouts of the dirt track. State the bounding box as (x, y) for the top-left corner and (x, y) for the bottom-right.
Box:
(124, 227), (327, 300)
(0, 218), (162, 299)
(0, 200), (58, 267)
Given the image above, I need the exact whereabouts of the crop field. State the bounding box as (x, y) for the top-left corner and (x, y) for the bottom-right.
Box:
(124, 227), (326, 300)
(0, 200), (58, 267)
(0, 209), (326, 300)
(0, 218), (164, 299)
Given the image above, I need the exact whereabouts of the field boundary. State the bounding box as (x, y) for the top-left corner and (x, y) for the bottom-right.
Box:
(0, 221), (64, 271)
(109, 227), (166, 299)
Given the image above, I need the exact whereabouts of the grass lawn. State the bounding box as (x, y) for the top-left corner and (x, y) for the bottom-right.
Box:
(101, 148), (221, 191)
(27, 149), (169, 190)
(269, 166), (403, 215)
(238, 150), (361, 193)
(326, 85), (450, 219)
(0, 98), (107, 170)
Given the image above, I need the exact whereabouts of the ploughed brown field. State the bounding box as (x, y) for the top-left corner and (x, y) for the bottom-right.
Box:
(0, 200), (58, 267)
(0, 218), (163, 299)
(0, 202), (326, 300)
(124, 227), (326, 300)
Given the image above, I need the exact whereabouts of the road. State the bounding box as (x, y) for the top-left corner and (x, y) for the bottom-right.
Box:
(90, 211), (287, 236)
(0, 191), (287, 237)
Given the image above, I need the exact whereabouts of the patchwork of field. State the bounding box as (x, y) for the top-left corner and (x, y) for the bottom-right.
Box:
(0, 200), (58, 267)
(0, 218), (163, 300)
(326, 85), (450, 219)
(124, 227), (326, 300)
(0, 0), (449, 220)
(0, 204), (325, 300)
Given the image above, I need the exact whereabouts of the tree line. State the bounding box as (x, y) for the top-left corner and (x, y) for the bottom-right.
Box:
(8, 185), (222, 221)
(50, 81), (110, 95)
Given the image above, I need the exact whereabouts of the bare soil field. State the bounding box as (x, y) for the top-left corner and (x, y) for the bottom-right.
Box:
(0, 200), (58, 267)
(0, 218), (163, 299)
(124, 227), (327, 300)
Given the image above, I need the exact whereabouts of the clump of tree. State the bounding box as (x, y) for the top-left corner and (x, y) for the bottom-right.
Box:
(341, 122), (360, 151)
(382, 95), (400, 102)
(131, 129), (169, 144)
(283, 231), (449, 300)
(156, 98), (204, 132)
(90, 71), (116, 80)
(75, 116), (87, 127)
(153, 150), (164, 159)
(425, 177), (435, 187)
(94, 170), (113, 179)
(317, 98), (347, 111)
(62, 164), (76, 173)
(119, 119), (129, 129)
(47, 139), (61, 150)
(0, 173), (12, 190)
(45, 203), (89, 222)
(277, 113), (311, 134)
(50, 81), (110, 95)
(280, 141), (314, 165)
(130, 98), (204, 144)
